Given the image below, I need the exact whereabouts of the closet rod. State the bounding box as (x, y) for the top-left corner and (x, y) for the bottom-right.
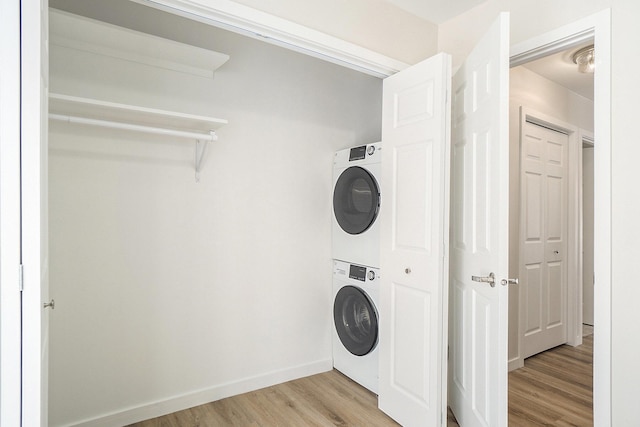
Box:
(49, 113), (217, 141)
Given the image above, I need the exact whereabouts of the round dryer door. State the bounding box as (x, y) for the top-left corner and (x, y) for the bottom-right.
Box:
(333, 166), (380, 235)
(333, 285), (378, 356)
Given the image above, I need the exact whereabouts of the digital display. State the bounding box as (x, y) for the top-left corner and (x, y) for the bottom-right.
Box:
(349, 146), (366, 161)
(349, 264), (367, 281)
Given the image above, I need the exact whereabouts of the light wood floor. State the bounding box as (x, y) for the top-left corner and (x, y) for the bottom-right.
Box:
(130, 335), (592, 426)
(508, 333), (593, 426)
(128, 369), (400, 427)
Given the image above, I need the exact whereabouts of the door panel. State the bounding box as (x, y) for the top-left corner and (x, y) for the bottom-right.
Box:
(379, 52), (451, 427)
(21, 0), (49, 425)
(521, 121), (568, 358)
(0, 0), (23, 424)
(449, 13), (510, 427)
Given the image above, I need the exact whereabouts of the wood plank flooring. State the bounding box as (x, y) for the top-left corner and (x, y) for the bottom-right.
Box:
(128, 370), (399, 427)
(130, 334), (592, 426)
(508, 334), (593, 426)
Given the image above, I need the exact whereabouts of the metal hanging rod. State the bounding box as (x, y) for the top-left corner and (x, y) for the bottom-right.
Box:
(49, 113), (218, 142)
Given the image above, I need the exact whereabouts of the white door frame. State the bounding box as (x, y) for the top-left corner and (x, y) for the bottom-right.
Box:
(510, 9), (611, 426)
(517, 106), (580, 366)
(0, 0), (23, 424)
(579, 129), (595, 327)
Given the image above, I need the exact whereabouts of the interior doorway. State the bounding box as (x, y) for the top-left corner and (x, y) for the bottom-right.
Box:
(507, 14), (608, 422)
(509, 40), (595, 367)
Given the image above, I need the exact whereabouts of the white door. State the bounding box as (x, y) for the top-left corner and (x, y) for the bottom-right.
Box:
(449, 13), (510, 427)
(520, 121), (569, 358)
(582, 144), (594, 326)
(21, 0), (50, 425)
(379, 52), (451, 426)
(0, 1), (23, 425)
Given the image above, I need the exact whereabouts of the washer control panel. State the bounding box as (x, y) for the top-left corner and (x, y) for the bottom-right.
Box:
(333, 260), (379, 283)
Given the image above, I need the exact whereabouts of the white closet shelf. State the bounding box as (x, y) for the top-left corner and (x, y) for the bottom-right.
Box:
(50, 9), (230, 79)
(49, 93), (228, 182)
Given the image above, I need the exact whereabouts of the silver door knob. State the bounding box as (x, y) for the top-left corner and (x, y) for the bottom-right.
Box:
(405, 268), (412, 274)
(501, 278), (519, 286)
(43, 299), (55, 310)
(471, 272), (495, 287)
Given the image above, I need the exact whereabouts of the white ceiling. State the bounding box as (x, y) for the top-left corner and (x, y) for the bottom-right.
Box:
(384, 0), (487, 24)
(381, 1), (594, 100)
(521, 42), (595, 101)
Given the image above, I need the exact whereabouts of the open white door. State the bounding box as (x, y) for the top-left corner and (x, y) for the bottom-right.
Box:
(379, 52), (451, 426)
(0, 1), (23, 425)
(21, 0), (50, 425)
(449, 13), (510, 427)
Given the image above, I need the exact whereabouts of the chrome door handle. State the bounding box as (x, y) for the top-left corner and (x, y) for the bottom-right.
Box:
(501, 278), (519, 286)
(44, 299), (55, 310)
(471, 272), (495, 287)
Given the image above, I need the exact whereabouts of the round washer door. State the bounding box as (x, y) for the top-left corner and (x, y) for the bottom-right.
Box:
(333, 166), (380, 235)
(333, 285), (378, 356)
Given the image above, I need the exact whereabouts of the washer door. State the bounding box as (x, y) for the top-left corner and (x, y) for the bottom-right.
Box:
(333, 285), (378, 356)
(333, 166), (380, 235)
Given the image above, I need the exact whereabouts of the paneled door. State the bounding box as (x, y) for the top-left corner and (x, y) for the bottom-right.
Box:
(21, 0), (50, 425)
(379, 52), (452, 427)
(449, 13), (510, 427)
(520, 120), (569, 358)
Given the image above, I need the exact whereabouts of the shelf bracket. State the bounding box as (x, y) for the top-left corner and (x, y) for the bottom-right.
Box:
(195, 131), (218, 182)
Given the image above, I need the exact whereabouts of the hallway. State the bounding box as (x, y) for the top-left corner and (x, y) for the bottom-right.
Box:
(508, 333), (593, 425)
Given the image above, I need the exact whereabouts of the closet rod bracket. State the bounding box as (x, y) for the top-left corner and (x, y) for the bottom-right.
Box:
(195, 131), (217, 182)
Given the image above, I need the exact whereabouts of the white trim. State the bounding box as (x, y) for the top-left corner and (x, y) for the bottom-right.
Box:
(510, 9), (612, 426)
(62, 359), (332, 427)
(578, 129), (595, 332)
(510, 29), (593, 68)
(21, 0), (48, 423)
(0, 0), (23, 424)
(129, 0), (409, 78)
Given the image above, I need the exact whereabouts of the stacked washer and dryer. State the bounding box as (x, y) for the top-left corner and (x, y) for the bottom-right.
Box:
(331, 143), (381, 394)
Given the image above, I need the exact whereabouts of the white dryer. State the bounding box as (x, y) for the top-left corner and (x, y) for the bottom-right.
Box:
(332, 259), (379, 394)
(332, 143), (381, 268)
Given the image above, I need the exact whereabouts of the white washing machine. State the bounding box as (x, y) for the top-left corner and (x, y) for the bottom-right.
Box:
(332, 259), (379, 394)
(332, 143), (381, 268)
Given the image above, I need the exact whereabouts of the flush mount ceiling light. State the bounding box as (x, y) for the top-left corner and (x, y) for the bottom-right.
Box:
(572, 45), (595, 73)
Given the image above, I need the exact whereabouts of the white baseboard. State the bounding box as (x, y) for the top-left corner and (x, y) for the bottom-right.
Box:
(508, 357), (524, 372)
(66, 359), (333, 427)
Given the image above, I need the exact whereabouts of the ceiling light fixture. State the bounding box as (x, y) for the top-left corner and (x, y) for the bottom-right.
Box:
(572, 45), (595, 73)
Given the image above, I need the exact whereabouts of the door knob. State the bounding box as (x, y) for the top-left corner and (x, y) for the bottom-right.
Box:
(471, 272), (495, 287)
(405, 268), (412, 274)
(43, 299), (55, 310)
(501, 278), (519, 286)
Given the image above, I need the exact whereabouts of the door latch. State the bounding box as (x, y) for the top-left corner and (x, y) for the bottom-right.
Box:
(501, 278), (519, 286)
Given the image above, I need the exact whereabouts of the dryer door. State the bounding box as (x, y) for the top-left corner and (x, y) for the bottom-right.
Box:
(334, 285), (378, 356)
(333, 166), (380, 235)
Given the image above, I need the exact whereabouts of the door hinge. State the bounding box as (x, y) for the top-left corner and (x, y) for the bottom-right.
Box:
(19, 264), (24, 292)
